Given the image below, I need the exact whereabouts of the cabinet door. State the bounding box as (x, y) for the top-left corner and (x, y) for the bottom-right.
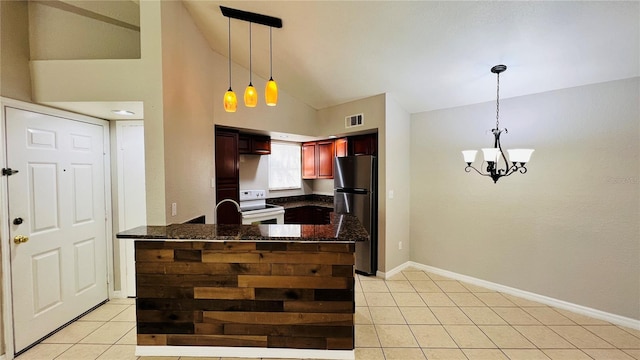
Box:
(335, 138), (348, 157)
(216, 185), (240, 224)
(302, 142), (317, 179)
(215, 129), (239, 185)
(252, 136), (271, 154)
(238, 134), (251, 154)
(349, 133), (377, 156)
(215, 128), (240, 224)
(317, 141), (335, 179)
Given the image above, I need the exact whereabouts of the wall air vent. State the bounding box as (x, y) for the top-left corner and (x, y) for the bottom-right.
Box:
(345, 113), (364, 128)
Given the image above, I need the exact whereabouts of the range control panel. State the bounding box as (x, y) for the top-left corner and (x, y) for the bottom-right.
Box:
(240, 189), (266, 201)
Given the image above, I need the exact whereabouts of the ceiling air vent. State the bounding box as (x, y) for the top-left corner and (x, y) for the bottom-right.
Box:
(345, 113), (364, 128)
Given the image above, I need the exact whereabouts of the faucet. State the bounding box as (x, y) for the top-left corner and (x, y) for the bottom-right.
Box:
(214, 198), (241, 224)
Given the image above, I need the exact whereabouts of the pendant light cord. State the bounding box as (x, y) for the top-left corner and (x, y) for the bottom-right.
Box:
(227, 17), (232, 89)
(249, 22), (253, 85)
(269, 27), (273, 79)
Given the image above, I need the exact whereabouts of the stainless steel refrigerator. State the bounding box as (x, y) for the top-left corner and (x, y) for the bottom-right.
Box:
(334, 155), (377, 275)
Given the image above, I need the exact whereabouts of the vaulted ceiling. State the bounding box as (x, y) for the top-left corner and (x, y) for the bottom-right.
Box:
(183, 1), (639, 113)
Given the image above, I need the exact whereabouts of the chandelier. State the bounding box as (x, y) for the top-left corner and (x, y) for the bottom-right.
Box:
(462, 65), (534, 183)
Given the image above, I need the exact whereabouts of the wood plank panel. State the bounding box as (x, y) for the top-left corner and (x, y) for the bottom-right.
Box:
(271, 264), (333, 276)
(167, 334), (268, 347)
(283, 301), (354, 313)
(194, 287), (254, 300)
(202, 311), (353, 326)
(137, 334), (167, 345)
(238, 275), (351, 289)
(201, 252), (262, 263)
(134, 240), (355, 351)
(136, 262), (271, 275)
(135, 249), (174, 262)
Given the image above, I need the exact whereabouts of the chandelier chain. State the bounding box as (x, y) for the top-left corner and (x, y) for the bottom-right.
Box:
(496, 72), (500, 129)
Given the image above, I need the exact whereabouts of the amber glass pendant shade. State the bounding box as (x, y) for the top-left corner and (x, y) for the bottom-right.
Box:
(265, 78), (278, 106)
(224, 88), (237, 112)
(244, 84), (257, 107)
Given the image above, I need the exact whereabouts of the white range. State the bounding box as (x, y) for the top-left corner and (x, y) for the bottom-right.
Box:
(239, 190), (285, 225)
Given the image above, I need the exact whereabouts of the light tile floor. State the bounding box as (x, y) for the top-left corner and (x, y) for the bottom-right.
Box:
(16, 267), (640, 360)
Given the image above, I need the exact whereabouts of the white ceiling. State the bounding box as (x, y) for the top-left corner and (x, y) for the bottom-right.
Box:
(183, 1), (639, 114)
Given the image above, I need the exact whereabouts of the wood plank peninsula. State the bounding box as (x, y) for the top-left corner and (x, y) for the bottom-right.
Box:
(116, 214), (367, 360)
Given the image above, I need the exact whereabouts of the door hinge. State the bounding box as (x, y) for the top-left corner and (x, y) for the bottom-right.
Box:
(2, 168), (19, 176)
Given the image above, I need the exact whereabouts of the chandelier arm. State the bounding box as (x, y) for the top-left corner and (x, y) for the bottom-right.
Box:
(465, 164), (490, 176)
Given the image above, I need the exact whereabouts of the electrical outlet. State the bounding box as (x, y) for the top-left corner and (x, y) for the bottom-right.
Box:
(398, 241), (403, 250)
(171, 202), (177, 216)
(389, 190), (394, 199)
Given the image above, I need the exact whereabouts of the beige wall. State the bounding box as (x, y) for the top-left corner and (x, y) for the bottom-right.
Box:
(384, 96), (411, 271)
(410, 78), (640, 320)
(28, 1), (140, 60)
(0, 0), (32, 102)
(159, 0), (216, 223)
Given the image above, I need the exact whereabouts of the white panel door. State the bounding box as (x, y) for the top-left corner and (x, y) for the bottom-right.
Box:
(6, 107), (108, 353)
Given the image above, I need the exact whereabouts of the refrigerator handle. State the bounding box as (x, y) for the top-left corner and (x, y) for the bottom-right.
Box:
(335, 188), (368, 194)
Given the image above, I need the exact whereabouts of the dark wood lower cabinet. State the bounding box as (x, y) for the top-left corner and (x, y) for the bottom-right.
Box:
(285, 206), (332, 225)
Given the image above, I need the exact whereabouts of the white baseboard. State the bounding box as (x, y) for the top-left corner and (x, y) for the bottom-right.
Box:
(379, 261), (639, 330)
(136, 346), (354, 359)
(0, 353), (6, 360)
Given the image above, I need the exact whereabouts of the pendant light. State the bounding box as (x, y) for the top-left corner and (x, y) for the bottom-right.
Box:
(223, 17), (237, 113)
(244, 22), (258, 107)
(265, 26), (278, 106)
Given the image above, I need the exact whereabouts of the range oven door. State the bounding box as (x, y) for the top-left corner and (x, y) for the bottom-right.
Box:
(241, 209), (285, 225)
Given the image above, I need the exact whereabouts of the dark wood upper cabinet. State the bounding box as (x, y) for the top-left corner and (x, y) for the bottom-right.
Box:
(215, 127), (240, 224)
(302, 142), (317, 179)
(302, 140), (335, 179)
(349, 133), (377, 156)
(335, 138), (348, 157)
(317, 140), (335, 179)
(239, 134), (271, 155)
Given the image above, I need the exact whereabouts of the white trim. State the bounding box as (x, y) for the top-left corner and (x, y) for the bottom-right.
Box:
(401, 261), (640, 330)
(136, 346), (355, 359)
(0, 99), (16, 359)
(376, 261), (412, 279)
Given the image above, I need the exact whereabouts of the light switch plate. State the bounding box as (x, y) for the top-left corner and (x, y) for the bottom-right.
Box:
(171, 202), (177, 216)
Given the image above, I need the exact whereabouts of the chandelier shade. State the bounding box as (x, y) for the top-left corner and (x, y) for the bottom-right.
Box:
(462, 65), (534, 183)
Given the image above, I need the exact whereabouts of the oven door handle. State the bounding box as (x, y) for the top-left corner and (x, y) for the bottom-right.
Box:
(241, 209), (285, 219)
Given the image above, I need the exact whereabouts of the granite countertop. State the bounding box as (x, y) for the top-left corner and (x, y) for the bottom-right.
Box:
(273, 200), (334, 210)
(116, 213), (367, 243)
(267, 194), (334, 210)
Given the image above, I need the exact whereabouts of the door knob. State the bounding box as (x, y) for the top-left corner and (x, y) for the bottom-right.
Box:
(14, 235), (29, 244)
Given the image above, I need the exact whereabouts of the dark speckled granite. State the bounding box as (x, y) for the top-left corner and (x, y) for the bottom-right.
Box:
(267, 194), (334, 210)
(116, 213), (366, 243)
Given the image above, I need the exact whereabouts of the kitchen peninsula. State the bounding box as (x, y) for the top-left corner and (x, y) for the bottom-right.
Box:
(116, 214), (367, 360)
